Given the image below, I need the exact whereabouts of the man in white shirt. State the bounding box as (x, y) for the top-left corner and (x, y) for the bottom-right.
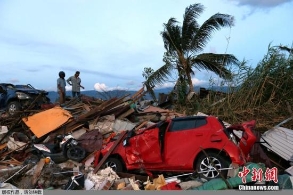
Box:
(66, 71), (84, 98)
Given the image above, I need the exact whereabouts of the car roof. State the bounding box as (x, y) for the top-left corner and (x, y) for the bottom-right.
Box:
(0, 83), (14, 85)
(171, 115), (208, 121)
(0, 83), (15, 87)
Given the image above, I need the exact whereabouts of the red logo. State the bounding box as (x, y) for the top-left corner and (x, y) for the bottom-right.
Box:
(265, 167), (278, 183)
(251, 168), (263, 182)
(238, 166), (278, 183)
(238, 166), (250, 183)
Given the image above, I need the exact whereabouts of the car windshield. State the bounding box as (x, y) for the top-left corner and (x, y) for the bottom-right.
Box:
(6, 84), (15, 89)
(15, 85), (33, 89)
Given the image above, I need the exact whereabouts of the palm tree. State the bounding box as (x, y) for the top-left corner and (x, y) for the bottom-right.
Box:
(144, 3), (239, 95)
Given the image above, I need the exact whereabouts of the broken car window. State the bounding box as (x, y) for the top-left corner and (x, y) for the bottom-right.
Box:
(169, 118), (207, 132)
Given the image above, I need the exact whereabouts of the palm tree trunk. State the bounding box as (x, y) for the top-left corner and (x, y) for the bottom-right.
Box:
(186, 72), (194, 93)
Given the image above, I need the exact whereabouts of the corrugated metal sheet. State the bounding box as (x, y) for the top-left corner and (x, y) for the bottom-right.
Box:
(260, 118), (293, 162)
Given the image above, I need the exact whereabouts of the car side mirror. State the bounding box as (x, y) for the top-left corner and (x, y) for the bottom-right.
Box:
(123, 139), (129, 147)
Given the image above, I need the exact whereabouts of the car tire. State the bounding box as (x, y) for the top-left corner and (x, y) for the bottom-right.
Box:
(7, 101), (21, 115)
(195, 152), (230, 180)
(103, 158), (124, 172)
(67, 146), (86, 162)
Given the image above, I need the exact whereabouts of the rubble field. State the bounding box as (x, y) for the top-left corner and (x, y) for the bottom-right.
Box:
(1, 89), (293, 191)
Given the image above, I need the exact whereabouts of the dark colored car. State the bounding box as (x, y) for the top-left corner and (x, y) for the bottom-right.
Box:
(0, 83), (51, 115)
(99, 115), (257, 180)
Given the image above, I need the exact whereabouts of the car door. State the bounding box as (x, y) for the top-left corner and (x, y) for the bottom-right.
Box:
(125, 125), (163, 165)
(163, 117), (210, 169)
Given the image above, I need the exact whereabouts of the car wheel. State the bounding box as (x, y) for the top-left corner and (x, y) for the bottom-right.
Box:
(103, 158), (124, 172)
(67, 146), (86, 162)
(7, 101), (21, 115)
(195, 152), (230, 180)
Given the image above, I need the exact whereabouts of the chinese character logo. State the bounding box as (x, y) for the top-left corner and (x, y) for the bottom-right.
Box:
(238, 166), (278, 184)
(251, 168), (263, 182)
(265, 167), (278, 183)
(238, 166), (250, 183)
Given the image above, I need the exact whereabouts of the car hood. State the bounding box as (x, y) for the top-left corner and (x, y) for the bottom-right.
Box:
(14, 88), (48, 95)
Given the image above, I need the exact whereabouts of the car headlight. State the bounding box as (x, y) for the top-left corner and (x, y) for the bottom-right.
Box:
(71, 140), (78, 146)
(16, 92), (31, 99)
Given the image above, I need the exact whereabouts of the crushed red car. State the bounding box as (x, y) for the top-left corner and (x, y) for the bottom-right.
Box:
(98, 115), (257, 180)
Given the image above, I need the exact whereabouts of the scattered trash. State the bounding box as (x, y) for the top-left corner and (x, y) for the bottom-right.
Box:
(0, 89), (292, 191)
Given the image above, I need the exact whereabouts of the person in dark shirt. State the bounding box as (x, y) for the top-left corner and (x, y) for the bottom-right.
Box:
(57, 71), (66, 104)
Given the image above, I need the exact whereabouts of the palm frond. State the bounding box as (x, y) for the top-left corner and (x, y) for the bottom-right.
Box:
(181, 3), (203, 51)
(191, 13), (234, 53)
(192, 53), (239, 79)
(161, 18), (182, 54)
(144, 62), (174, 88)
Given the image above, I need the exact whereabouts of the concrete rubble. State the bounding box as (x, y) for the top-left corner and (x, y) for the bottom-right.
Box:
(0, 88), (293, 190)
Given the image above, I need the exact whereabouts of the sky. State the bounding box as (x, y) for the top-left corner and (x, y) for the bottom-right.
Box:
(0, 0), (292, 92)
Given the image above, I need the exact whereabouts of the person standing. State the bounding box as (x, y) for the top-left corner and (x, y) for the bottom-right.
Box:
(57, 71), (66, 104)
(66, 71), (84, 98)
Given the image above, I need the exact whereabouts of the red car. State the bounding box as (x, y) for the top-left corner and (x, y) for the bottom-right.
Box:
(99, 115), (257, 180)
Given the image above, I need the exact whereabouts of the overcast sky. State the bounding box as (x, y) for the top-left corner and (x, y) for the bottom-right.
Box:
(0, 0), (292, 92)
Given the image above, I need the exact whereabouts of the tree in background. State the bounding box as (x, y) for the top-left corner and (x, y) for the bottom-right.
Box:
(144, 3), (239, 104)
(142, 67), (157, 101)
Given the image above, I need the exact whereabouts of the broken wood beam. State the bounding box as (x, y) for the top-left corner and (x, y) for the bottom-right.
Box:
(77, 95), (128, 121)
(1, 143), (28, 157)
(131, 87), (146, 102)
(31, 158), (46, 186)
(118, 108), (135, 119)
(135, 121), (149, 131)
(93, 131), (127, 173)
(101, 104), (130, 116)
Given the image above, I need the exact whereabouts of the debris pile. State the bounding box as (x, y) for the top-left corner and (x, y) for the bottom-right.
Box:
(0, 88), (293, 190)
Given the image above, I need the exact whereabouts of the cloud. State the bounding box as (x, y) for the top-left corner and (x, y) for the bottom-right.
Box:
(65, 86), (72, 91)
(94, 83), (108, 92)
(192, 78), (208, 86)
(229, 0), (293, 8)
(94, 83), (131, 92)
(6, 79), (20, 84)
(126, 81), (136, 85)
(65, 85), (86, 91)
(155, 83), (175, 89)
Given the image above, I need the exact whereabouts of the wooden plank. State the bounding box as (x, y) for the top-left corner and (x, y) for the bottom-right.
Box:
(131, 87), (144, 100)
(32, 158), (46, 186)
(135, 121), (148, 131)
(93, 131), (127, 173)
(117, 108), (135, 119)
(83, 104), (91, 111)
(1, 143), (28, 157)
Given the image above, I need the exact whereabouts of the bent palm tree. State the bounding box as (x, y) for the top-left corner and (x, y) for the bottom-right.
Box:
(144, 3), (239, 94)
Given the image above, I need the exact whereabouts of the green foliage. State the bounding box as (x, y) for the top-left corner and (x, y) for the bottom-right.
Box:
(142, 67), (154, 80)
(185, 43), (293, 130)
